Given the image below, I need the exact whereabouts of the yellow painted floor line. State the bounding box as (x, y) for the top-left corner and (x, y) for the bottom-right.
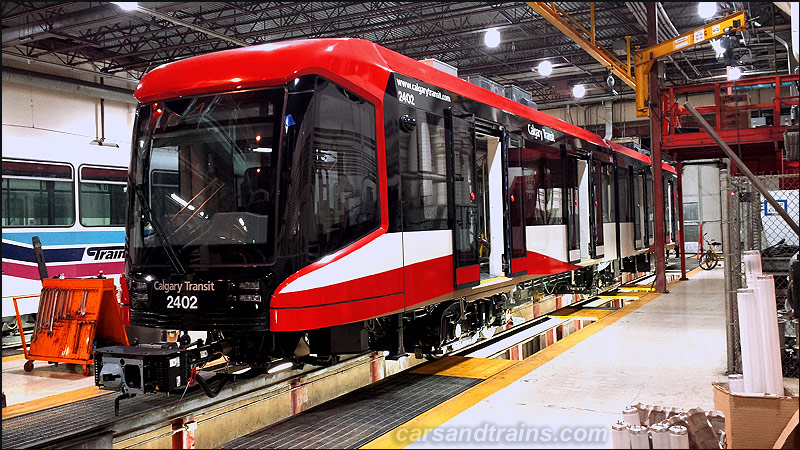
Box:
(596, 295), (640, 300)
(3, 353), (27, 363)
(410, 356), (518, 379)
(1, 385), (112, 419)
(362, 268), (701, 449)
(548, 308), (615, 320)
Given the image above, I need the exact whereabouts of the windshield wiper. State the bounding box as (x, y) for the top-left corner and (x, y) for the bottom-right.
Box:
(134, 183), (186, 275)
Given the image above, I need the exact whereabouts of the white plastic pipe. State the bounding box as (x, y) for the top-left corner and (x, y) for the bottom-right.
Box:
(728, 374), (744, 393)
(623, 406), (640, 426)
(753, 275), (784, 395)
(791, 2), (799, 65)
(649, 424), (670, 449)
(629, 425), (649, 449)
(743, 250), (763, 286)
(611, 421), (631, 449)
(668, 425), (689, 449)
(737, 288), (766, 393)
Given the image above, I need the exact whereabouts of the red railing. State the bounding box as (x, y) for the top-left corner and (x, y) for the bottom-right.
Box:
(661, 74), (798, 147)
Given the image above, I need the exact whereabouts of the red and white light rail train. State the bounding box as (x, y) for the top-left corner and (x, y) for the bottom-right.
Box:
(94, 39), (678, 395)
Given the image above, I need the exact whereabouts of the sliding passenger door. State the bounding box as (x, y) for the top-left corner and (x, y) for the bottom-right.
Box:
(567, 154), (596, 263)
(506, 134), (527, 276)
(445, 109), (480, 289)
(632, 168), (645, 250)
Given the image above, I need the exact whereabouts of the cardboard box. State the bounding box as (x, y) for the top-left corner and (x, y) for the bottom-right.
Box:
(712, 382), (799, 449)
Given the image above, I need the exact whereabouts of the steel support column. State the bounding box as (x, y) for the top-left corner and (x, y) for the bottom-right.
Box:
(648, 2), (667, 293)
(676, 161), (687, 280)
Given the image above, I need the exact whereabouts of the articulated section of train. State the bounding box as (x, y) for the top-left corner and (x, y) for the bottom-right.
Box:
(83, 39), (678, 396)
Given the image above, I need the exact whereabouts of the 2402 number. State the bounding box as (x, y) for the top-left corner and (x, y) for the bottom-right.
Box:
(166, 295), (198, 310)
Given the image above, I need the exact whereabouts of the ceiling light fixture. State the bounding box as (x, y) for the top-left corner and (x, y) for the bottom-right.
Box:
(484, 28), (501, 48)
(111, 2), (139, 11)
(572, 84), (586, 98)
(537, 60), (553, 77)
(697, 2), (716, 19)
(727, 66), (742, 81)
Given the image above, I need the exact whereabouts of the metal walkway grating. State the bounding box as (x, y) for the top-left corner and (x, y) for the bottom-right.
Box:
(2, 382), (212, 448)
(222, 372), (481, 449)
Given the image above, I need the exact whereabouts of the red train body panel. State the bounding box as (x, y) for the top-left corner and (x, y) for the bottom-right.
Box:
(124, 38), (678, 354)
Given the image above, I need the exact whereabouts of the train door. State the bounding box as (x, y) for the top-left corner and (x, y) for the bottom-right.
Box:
(632, 168), (645, 250)
(567, 155), (595, 262)
(577, 157), (592, 261)
(506, 133), (527, 276)
(664, 176), (674, 244)
(445, 109), (480, 289)
(474, 122), (504, 279)
(593, 159), (605, 259)
(644, 169), (654, 248)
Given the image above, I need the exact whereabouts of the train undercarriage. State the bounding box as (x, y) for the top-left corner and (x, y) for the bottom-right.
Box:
(96, 256), (650, 411)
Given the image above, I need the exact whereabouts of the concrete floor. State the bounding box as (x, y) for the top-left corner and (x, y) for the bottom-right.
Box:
(405, 267), (795, 449)
(1, 357), (95, 407)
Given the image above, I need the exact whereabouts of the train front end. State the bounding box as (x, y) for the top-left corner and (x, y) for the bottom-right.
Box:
(94, 40), (390, 402)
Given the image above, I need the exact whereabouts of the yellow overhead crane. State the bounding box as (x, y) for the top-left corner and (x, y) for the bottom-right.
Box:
(526, 3), (747, 117)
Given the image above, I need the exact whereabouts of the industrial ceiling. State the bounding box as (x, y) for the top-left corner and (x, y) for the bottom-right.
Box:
(1, 2), (794, 109)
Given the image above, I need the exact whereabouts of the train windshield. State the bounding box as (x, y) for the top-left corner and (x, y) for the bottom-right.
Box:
(129, 88), (286, 268)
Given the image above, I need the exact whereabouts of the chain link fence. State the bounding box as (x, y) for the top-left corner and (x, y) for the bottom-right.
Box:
(725, 171), (799, 378)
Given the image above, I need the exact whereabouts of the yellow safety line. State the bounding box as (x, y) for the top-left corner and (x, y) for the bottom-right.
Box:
(596, 295), (641, 299)
(2, 353), (27, 363)
(478, 276), (511, 286)
(410, 356), (518, 379)
(361, 267), (702, 449)
(1, 386), (112, 419)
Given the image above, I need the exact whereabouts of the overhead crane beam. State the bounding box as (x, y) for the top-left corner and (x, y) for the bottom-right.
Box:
(526, 2), (636, 90)
(526, 3), (747, 117)
(633, 11), (747, 117)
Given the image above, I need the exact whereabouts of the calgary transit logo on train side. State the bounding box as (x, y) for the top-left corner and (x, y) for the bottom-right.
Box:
(527, 123), (556, 143)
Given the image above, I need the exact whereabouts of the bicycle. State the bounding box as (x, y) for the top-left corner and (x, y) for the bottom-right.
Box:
(698, 233), (722, 270)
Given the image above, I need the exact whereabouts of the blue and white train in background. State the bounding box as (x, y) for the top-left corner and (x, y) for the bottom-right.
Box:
(2, 135), (129, 328)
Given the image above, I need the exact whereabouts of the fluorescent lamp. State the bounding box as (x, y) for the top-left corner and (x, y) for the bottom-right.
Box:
(537, 60), (553, 77)
(484, 28), (501, 48)
(253, 147), (272, 153)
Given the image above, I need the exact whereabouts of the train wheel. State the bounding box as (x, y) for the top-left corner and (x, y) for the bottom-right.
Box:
(23, 360), (34, 372)
(425, 351), (444, 361)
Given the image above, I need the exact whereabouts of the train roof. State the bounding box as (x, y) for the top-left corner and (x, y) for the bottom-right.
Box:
(134, 38), (674, 173)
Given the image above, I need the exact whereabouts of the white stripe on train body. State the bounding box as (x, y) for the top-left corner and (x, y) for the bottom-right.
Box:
(402, 230), (452, 266)
(526, 224), (568, 262)
(277, 232), (403, 294)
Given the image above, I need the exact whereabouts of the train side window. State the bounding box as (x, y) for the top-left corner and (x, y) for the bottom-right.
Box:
(2, 160), (75, 227)
(616, 166), (632, 222)
(79, 166), (128, 226)
(399, 107), (448, 231)
(520, 141), (563, 226)
(310, 79), (379, 256)
(601, 163), (615, 223)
